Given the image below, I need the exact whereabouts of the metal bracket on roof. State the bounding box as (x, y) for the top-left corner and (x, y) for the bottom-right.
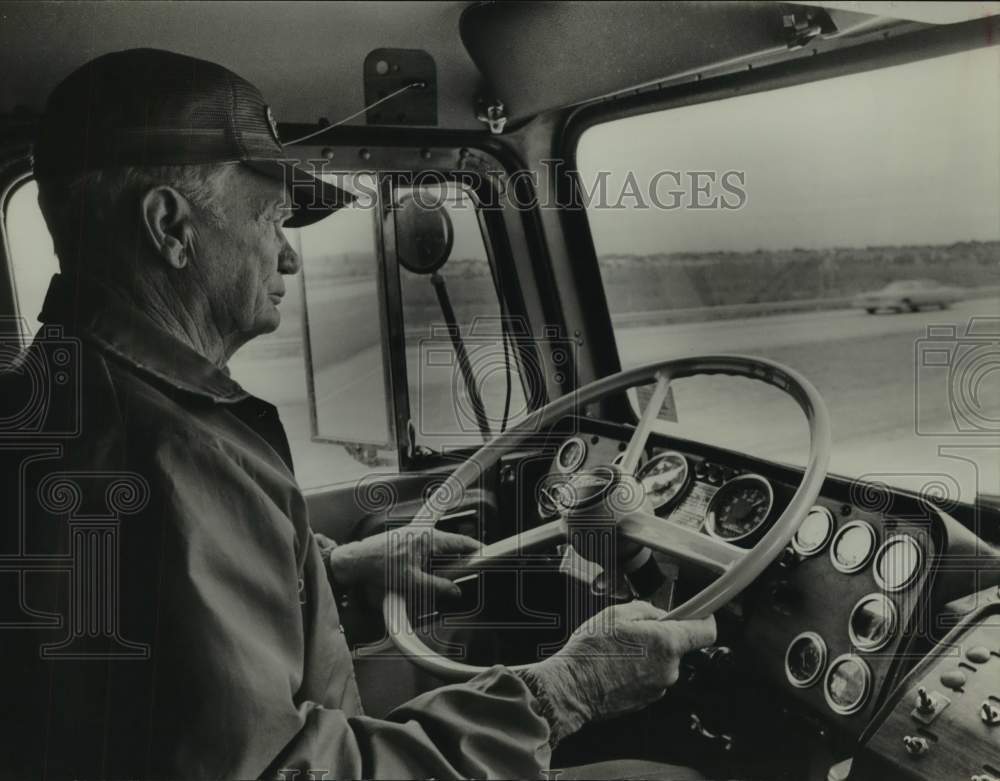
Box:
(476, 98), (508, 134)
(364, 48), (437, 126)
(782, 9), (836, 49)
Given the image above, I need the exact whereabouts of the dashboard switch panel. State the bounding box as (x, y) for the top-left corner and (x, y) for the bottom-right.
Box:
(854, 588), (1000, 781)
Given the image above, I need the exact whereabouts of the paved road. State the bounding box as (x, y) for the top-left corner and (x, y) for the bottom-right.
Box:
(233, 295), (1000, 500)
(616, 297), (1000, 500)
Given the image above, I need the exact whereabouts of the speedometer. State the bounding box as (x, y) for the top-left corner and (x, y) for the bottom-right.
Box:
(704, 474), (774, 542)
(637, 451), (690, 509)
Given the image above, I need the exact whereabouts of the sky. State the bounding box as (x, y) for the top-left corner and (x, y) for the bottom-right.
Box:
(578, 46), (1000, 255)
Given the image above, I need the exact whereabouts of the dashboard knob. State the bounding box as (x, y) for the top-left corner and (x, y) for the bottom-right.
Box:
(939, 669), (967, 692)
(980, 702), (1000, 726)
(777, 545), (801, 570)
(902, 735), (929, 756)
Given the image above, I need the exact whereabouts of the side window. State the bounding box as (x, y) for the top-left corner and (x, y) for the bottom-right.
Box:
(398, 184), (529, 453)
(4, 180), (59, 332)
(3, 177), (395, 490)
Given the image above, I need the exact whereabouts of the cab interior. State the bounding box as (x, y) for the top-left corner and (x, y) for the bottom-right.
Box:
(2, 3), (1000, 779)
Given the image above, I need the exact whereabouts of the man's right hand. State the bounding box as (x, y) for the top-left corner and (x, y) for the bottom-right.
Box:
(524, 601), (717, 743)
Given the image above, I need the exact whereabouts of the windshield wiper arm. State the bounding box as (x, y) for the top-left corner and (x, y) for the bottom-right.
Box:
(430, 272), (492, 440)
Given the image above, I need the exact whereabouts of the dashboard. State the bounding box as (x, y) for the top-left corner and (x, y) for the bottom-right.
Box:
(525, 419), (941, 740)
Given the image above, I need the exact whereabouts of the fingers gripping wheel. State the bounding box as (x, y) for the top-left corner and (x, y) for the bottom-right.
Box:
(383, 355), (831, 681)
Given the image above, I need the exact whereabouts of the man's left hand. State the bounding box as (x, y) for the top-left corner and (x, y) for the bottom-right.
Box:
(327, 526), (481, 605)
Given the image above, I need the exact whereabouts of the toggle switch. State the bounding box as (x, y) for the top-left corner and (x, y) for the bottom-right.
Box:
(980, 701), (1000, 726)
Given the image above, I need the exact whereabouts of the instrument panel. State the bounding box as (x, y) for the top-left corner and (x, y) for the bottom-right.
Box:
(758, 499), (934, 735)
(535, 427), (936, 738)
(538, 436), (780, 548)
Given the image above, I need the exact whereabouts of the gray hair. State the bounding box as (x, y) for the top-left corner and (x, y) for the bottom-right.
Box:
(36, 163), (232, 270)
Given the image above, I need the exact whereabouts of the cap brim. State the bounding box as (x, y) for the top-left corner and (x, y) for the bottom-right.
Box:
(242, 159), (356, 228)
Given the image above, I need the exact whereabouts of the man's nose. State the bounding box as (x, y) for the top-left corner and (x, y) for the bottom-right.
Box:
(278, 241), (301, 275)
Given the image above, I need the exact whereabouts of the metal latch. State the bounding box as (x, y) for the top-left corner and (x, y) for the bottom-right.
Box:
(781, 10), (833, 50)
(476, 99), (508, 134)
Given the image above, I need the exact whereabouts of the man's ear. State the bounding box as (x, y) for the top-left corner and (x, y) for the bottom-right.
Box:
(140, 186), (195, 269)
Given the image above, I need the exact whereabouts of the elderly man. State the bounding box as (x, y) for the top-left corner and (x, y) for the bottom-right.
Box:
(0, 49), (715, 779)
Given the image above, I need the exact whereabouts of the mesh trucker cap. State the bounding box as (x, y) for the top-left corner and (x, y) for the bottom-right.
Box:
(33, 48), (352, 228)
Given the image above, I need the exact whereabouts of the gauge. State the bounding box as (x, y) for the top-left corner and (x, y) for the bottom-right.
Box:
(556, 437), (588, 474)
(704, 474), (774, 542)
(536, 476), (567, 520)
(830, 521), (877, 574)
(849, 594), (898, 652)
(824, 654), (872, 715)
(637, 451), (690, 509)
(792, 506), (835, 556)
(785, 631), (827, 688)
(873, 535), (922, 592)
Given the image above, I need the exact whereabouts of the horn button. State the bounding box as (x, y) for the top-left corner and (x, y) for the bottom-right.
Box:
(556, 465), (648, 569)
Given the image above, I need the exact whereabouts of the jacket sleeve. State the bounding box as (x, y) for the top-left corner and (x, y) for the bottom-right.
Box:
(138, 432), (555, 780)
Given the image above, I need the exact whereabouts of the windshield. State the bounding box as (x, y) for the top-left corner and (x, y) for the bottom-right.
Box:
(577, 47), (1000, 501)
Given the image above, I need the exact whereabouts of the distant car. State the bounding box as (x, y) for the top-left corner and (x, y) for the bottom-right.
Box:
(852, 279), (964, 313)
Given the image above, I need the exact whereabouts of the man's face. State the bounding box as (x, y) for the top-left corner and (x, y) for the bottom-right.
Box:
(188, 165), (300, 348)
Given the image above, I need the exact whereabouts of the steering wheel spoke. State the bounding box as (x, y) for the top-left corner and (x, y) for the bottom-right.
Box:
(618, 509), (745, 576)
(431, 518), (566, 580)
(619, 371), (672, 475)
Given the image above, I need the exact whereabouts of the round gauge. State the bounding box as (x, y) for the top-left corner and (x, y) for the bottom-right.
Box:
(556, 437), (588, 474)
(824, 654), (872, 715)
(792, 506), (835, 556)
(536, 477), (567, 520)
(704, 474), (774, 542)
(637, 451), (690, 509)
(873, 535), (922, 592)
(785, 631), (828, 688)
(830, 521), (878, 574)
(849, 594), (898, 652)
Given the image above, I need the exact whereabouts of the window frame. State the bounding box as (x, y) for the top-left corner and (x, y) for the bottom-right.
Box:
(295, 176), (399, 455)
(379, 170), (544, 471)
(544, 17), (1000, 429)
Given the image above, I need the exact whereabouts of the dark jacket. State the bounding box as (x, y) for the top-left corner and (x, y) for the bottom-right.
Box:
(0, 273), (550, 779)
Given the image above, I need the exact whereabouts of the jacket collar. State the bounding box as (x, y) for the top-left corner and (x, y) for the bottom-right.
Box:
(38, 273), (249, 404)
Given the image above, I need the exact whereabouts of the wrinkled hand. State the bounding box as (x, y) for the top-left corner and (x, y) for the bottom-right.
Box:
(327, 526), (481, 605)
(527, 601), (717, 742)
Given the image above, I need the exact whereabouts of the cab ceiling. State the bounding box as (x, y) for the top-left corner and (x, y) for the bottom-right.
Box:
(0, 1), (969, 134)
(0, 1), (479, 128)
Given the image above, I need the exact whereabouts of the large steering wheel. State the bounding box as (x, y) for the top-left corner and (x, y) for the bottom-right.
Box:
(383, 355), (831, 681)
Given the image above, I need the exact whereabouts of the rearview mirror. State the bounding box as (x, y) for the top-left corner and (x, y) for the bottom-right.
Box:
(392, 192), (454, 274)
